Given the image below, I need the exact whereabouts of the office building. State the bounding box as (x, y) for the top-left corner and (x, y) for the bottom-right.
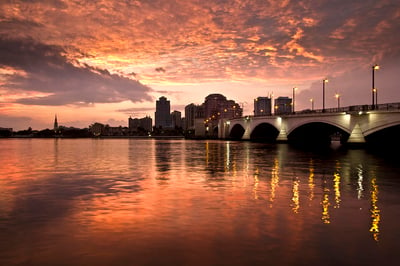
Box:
(274, 97), (292, 115)
(171, 110), (182, 128)
(129, 116), (152, 132)
(155, 96), (172, 128)
(185, 103), (204, 130)
(254, 97), (272, 116)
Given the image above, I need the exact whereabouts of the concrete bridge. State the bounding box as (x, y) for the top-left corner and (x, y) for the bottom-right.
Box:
(218, 103), (400, 146)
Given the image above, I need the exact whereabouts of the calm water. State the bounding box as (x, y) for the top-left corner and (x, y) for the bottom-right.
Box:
(0, 138), (400, 265)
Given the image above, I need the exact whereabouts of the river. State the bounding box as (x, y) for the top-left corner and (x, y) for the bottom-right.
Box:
(0, 138), (399, 265)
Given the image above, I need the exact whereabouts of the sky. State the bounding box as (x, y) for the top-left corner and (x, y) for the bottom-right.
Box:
(1, 0), (400, 130)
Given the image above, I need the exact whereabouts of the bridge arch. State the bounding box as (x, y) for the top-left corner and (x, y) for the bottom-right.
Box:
(363, 121), (400, 136)
(229, 124), (245, 139)
(250, 122), (280, 142)
(287, 118), (351, 136)
(364, 123), (400, 147)
(288, 122), (350, 145)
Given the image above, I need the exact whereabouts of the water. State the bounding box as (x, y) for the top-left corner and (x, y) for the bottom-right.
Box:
(0, 138), (399, 265)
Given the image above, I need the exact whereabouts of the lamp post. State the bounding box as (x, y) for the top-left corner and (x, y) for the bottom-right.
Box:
(335, 93), (340, 109)
(310, 98), (314, 111)
(322, 79), (328, 112)
(372, 64), (379, 109)
(292, 87), (297, 114)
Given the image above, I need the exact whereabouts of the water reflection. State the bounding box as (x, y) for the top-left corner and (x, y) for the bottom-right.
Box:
(0, 139), (399, 265)
(291, 177), (300, 213)
(370, 176), (380, 241)
(333, 172), (341, 208)
(321, 178), (331, 224)
(308, 159), (315, 202)
(357, 164), (364, 199)
(155, 140), (172, 173)
(270, 158), (280, 207)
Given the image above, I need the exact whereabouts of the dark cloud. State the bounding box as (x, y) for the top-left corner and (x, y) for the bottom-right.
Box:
(0, 37), (153, 105)
(155, 67), (166, 73)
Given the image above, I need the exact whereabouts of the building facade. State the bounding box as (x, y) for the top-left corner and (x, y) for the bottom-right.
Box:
(184, 103), (205, 130)
(274, 97), (292, 115)
(254, 97), (272, 116)
(171, 110), (182, 128)
(194, 93), (243, 137)
(204, 94), (242, 124)
(129, 116), (152, 133)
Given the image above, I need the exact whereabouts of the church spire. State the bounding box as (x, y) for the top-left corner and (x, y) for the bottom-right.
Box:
(54, 114), (58, 132)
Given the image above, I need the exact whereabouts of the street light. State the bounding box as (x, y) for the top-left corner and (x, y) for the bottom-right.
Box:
(292, 87), (297, 114)
(310, 98), (314, 111)
(335, 93), (340, 109)
(322, 79), (328, 112)
(372, 64), (379, 109)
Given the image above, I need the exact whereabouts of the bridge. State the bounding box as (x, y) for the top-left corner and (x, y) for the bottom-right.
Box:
(217, 103), (400, 146)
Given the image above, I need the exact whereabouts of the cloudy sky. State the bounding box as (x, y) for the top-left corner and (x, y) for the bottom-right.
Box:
(1, 0), (399, 130)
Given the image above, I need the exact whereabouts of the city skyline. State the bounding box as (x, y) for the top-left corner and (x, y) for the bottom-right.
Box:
(1, 0), (400, 130)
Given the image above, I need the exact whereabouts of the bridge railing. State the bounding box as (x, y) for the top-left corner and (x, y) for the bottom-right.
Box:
(237, 102), (400, 120)
(309, 102), (400, 114)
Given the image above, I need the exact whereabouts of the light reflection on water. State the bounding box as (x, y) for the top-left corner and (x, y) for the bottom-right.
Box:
(1, 138), (400, 265)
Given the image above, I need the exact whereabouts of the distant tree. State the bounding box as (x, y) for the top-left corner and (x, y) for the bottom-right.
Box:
(62, 128), (91, 138)
(36, 129), (54, 138)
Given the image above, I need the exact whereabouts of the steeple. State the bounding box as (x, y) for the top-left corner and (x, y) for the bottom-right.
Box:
(54, 114), (58, 132)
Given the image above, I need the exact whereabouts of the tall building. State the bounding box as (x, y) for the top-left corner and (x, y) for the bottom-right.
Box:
(184, 103), (204, 130)
(254, 97), (272, 116)
(155, 96), (172, 128)
(274, 97), (292, 115)
(171, 110), (182, 128)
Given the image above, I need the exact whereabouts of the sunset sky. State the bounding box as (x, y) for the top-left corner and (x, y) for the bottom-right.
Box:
(1, 0), (400, 130)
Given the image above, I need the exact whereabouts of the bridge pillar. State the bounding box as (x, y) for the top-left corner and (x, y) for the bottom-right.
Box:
(218, 119), (230, 139)
(276, 128), (288, 142)
(347, 123), (366, 144)
(242, 117), (252, 140)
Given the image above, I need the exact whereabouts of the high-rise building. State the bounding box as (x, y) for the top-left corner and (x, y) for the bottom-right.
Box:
(274, 97), (292, 115)
(155, 96), (172, 128)
(171, 110), (182, 128)
(254, 97), (272, 116)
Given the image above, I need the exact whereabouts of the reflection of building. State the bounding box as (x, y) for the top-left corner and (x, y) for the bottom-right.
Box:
(171, 110), (182, 128)
(185, 103), (204, 130)
(274, 97), (292, 115)
(129, 116), (152, 132)
(155, 96), (171, 128)
(254, 97), (272, 116)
